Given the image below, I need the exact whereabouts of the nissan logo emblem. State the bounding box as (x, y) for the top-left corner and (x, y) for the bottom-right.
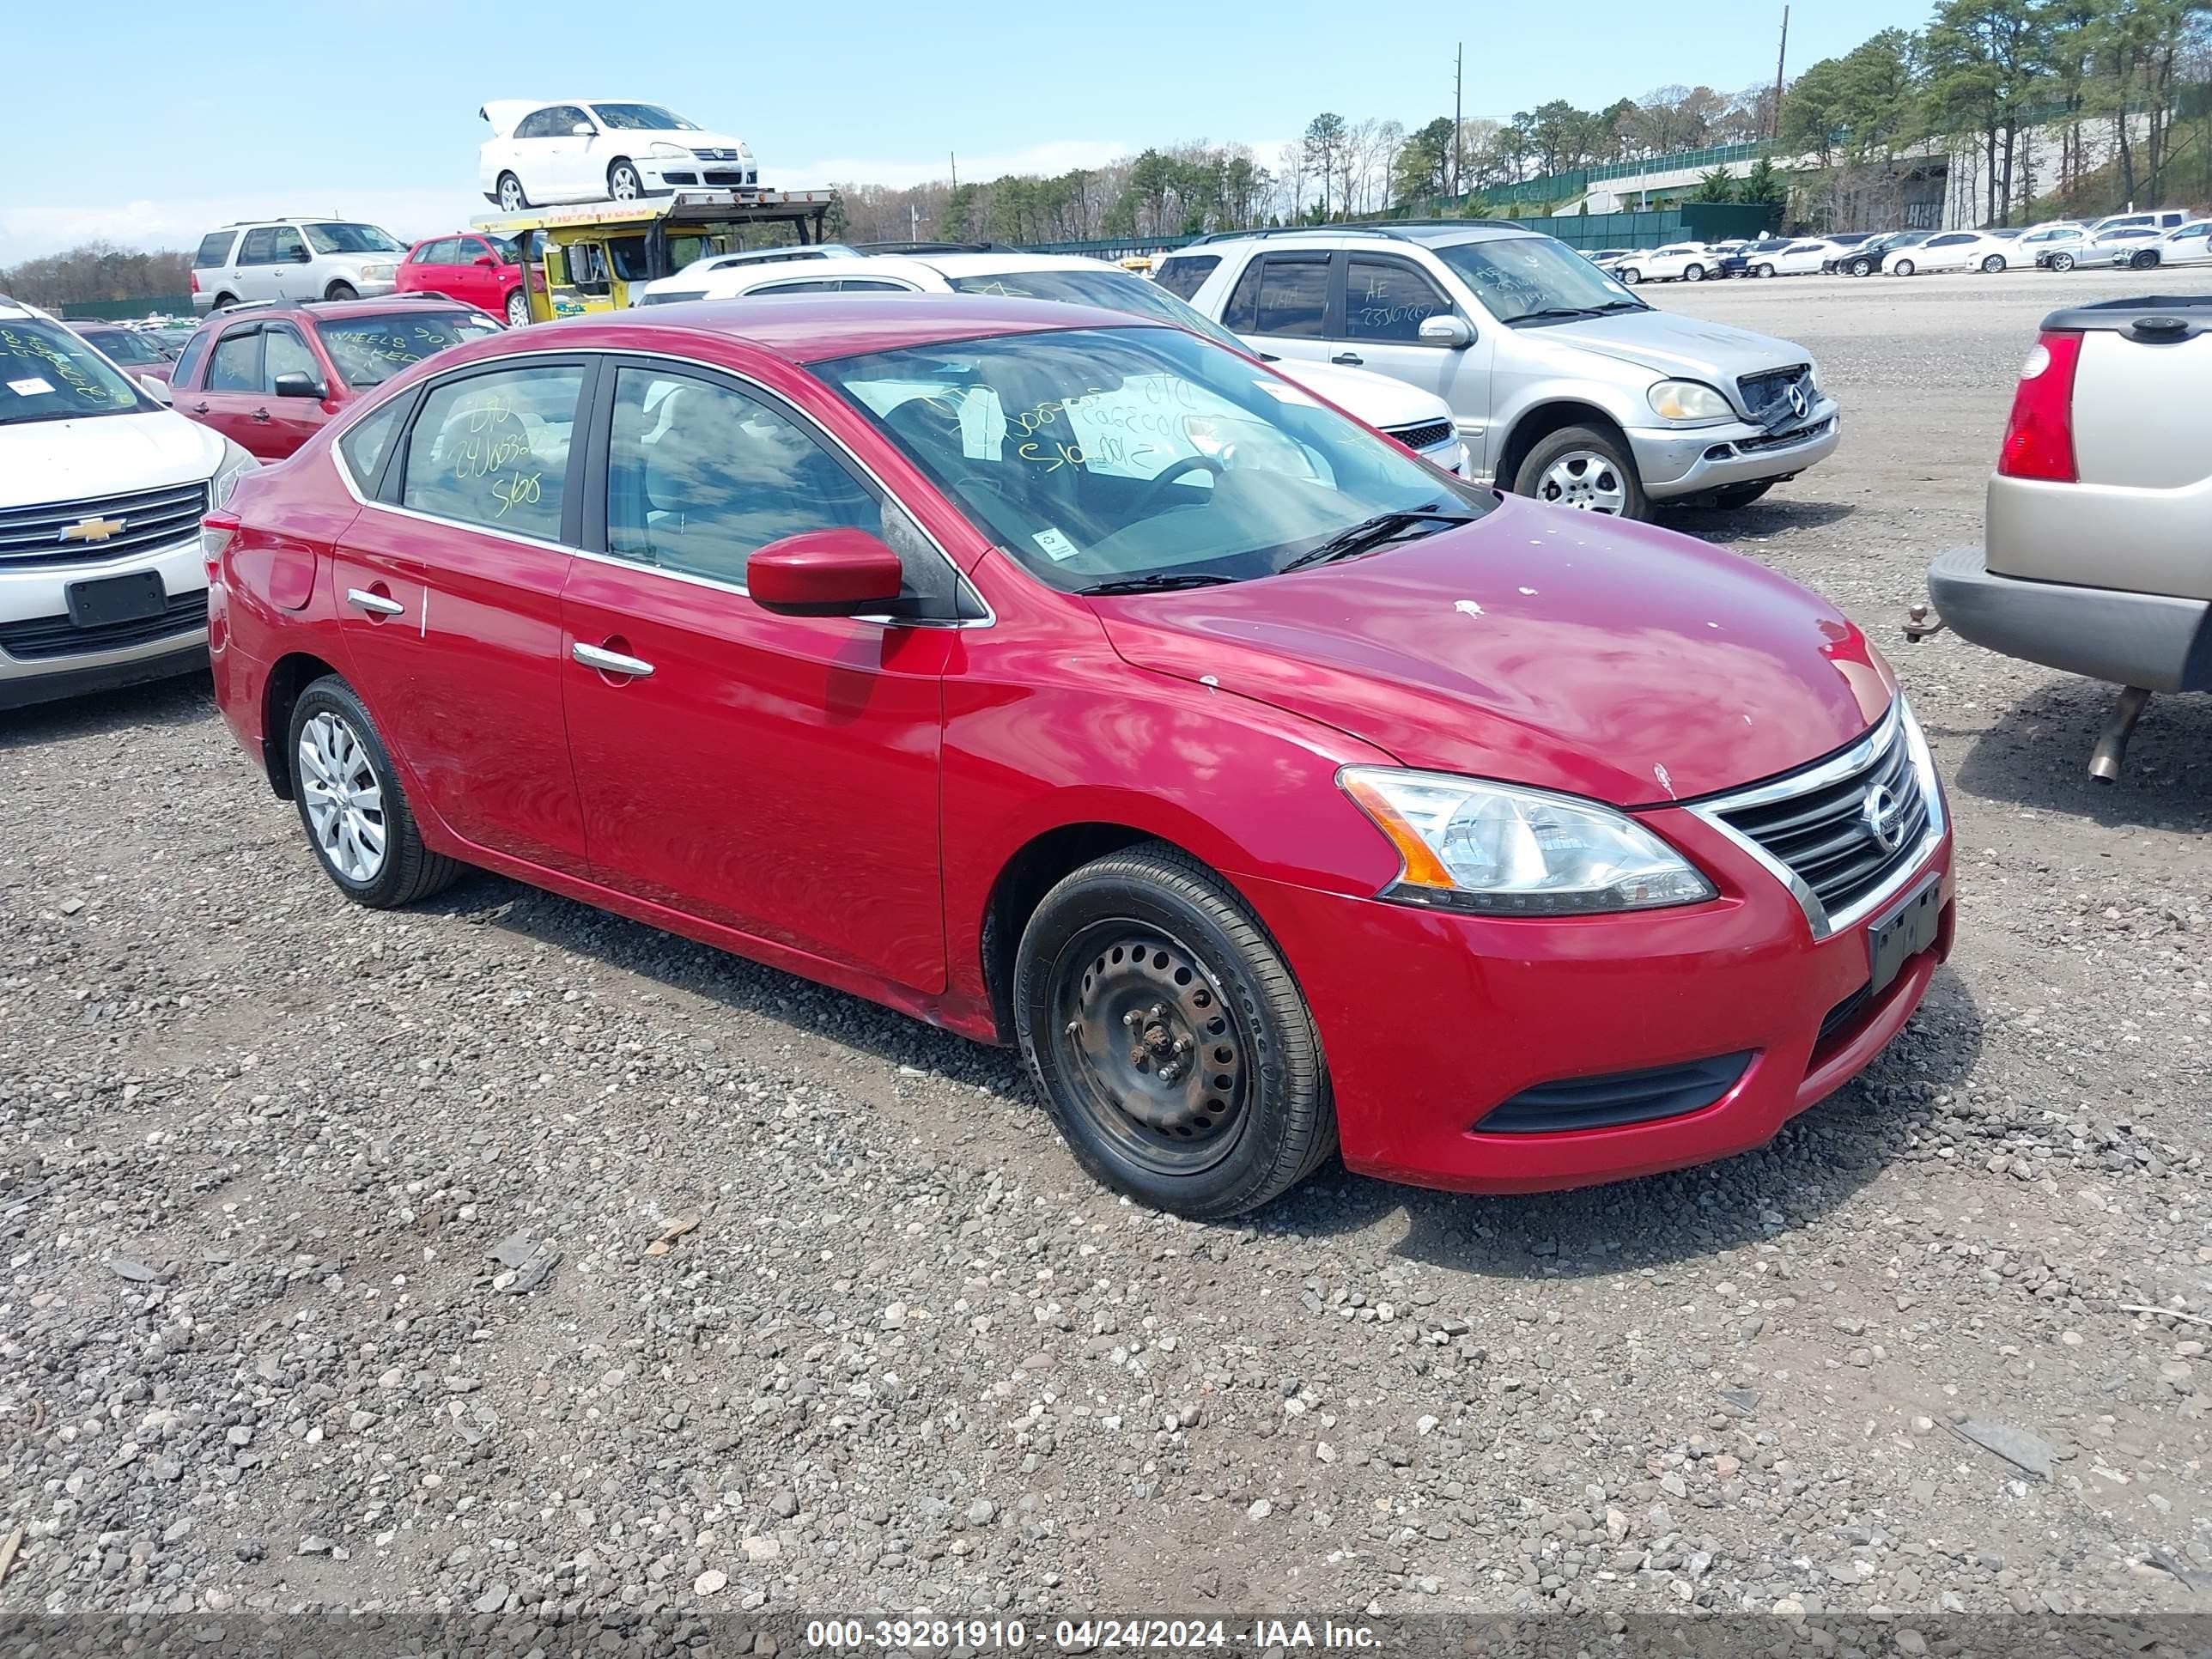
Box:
(1787, 382), (1811, 420)
(1861, 784), (1905, 854)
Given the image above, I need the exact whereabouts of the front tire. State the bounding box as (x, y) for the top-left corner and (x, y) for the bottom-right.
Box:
(608, 161), (643, 202)
(1847, 257), (1874, 277)
(2131, 250), (2159, 270)
(1684, 263), (1706, 283)
(497, 173), (528, 213)
(288, 677), (461, 909)
(1014, 844), (1335, 1219)
(506, 288), (531, 327)
(1756, 262), (1777, 278)
(1981, 254), (2006, 273)
(1515, 424), (1648, 520)
(1617, 267), (1640, 285)
(325, 281), (357, 302)
(1891, 258), (1915, 276)
(2049, 252), (2075, 271)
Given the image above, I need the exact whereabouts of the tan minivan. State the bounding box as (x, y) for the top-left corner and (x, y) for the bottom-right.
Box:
(1926, 296), (2211, 778)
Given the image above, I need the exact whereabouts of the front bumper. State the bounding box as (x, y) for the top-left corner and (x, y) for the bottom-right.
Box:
(1629, 398), (1842, 498)
(1929, 545), (2212, 692)
(0, 533), (212, 707)
(1244, 811), (1954, 1194)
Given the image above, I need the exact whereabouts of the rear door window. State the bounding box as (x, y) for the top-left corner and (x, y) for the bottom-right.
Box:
(206, 327), (261, 392)
(195, 231), (236, 269)
(398, 362), (586, 541)
(1249, 256), (1330, 338)
(1153, 255), (1219, 300)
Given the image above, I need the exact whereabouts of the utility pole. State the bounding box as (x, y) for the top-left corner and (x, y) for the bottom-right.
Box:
(950, 151), (958, 189)
(1772, 5), (1790, 142)
(1451, 43), (1463, 203)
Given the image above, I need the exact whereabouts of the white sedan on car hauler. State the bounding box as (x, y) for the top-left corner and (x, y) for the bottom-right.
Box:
(1884, 230), (2014, 275)
(1612, 244), (1718, 284)
(477, 100), (757, 210)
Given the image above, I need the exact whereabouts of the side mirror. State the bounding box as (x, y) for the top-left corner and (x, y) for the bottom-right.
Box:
(571, 122), (595, 137)
(291, 245), (312, 263)
(136, 374), (173, 404)
(747, 529), (904, 617)
(473, 253), (496, 267)
(1418, 314), (1473, 349)
(272, 370), (325, 400)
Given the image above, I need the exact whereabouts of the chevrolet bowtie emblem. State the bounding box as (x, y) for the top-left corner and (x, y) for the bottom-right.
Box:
(59, 515), (125, 544)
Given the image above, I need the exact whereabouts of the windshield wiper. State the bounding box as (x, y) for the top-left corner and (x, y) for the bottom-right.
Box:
(1077, 572), (1239, 596)
(1279, 508), (1474, 573)
(1509, 306), (1607, 325)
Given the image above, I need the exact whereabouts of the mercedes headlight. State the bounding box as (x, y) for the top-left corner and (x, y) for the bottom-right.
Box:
(210, 437), (258, 509)
(1646, 379), (1735, 424)
(1340, 768), (1715, 915)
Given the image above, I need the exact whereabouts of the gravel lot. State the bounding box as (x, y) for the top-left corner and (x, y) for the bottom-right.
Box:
(2, 267), (2207, 1625)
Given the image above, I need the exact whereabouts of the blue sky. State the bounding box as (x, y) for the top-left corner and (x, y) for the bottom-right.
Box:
(4, 0), (1931, 263)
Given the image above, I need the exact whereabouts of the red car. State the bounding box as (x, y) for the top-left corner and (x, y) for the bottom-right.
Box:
(204, 298), (1954, 1218)
(170, 300), (501, 460)
(395, 232), (531, 328)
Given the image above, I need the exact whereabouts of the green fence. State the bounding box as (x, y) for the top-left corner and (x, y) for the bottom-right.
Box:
(55, 295), (196, 321)
(1019, 203), (1777, 261)
(1471, 142), (1775, 209)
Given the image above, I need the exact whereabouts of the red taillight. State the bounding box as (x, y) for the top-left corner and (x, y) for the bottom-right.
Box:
(201, 509), (241, 584)
(190, 271), (200, 293)
(1998, 330), (2081, 482)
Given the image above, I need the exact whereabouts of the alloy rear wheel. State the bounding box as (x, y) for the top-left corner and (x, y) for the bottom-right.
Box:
(497, 173), (528, 213)
(288, 677), (461, 909)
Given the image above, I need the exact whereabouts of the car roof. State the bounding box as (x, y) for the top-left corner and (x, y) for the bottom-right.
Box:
(1196, 222), (1538, 252)
(203, 298), (485, 324)
(692, 250), (1129, 294)
(474, 295), (1151, 366)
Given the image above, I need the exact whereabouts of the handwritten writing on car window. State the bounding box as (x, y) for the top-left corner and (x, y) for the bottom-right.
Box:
(0, 327), (125, 405)
(447, 392), (545, 520)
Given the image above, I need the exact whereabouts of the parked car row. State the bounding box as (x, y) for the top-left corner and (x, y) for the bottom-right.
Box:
(1587, 208), (2209, 286)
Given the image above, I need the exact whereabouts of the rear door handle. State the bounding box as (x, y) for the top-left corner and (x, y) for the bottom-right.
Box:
(345, 587), (404, 617)
(573, 641), (654, 678)
(191, 402), (210, 414)
(1330, 352), (1363, 366)
(251, 408), (271, 422)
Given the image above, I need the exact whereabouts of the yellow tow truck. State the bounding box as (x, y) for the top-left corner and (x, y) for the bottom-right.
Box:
(472, 189), (836, 322)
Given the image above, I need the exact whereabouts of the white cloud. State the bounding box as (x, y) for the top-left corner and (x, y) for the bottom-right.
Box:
(0, 189), (488, 265)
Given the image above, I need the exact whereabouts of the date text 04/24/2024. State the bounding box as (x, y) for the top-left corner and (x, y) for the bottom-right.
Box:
(801, 1621), (1382, 1650)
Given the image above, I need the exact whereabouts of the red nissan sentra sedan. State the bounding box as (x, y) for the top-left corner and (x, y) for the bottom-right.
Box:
(204, 296), (1954, 1218)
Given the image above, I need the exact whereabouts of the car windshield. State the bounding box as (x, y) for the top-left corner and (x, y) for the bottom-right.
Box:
(303, 222), (405, 255)
(817, 324), (1489, 595)
(0, 317), (149, 424)
(944, 267), (1247, 352)
(590, 103), (699, 131)
(1431, 236), (1646, 325)
(314, 312), (500, 387)
(76, 328), (169, 366)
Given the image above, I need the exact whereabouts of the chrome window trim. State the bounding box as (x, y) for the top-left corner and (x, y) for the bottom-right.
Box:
(1684, 697), (1946, 941)
(331, 340), (994, 629)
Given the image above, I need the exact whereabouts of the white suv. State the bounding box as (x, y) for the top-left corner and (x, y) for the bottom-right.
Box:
(634, 249), (1470, 473)
(191, 219), (408, 314)
(0, 298), (256, 709)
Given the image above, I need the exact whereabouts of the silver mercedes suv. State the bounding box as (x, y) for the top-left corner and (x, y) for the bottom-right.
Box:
(1164, 223), (1841, 519)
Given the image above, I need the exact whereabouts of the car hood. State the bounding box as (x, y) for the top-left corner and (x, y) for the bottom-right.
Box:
(0, 410), (223, 510)
(1091, 493), (1893, 806)
(1526, 308), (1813, 390)
(1269, 359), (1454, 431)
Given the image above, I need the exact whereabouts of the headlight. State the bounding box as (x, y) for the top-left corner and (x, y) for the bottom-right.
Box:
(1339, 768), (1716, 915)
(1646, 380), (1735, 424)
(362, 264), (395, 280)
(210, 437), (258, 509)
(647, 142), (689, 157)
(1808, 359), (1823, 391)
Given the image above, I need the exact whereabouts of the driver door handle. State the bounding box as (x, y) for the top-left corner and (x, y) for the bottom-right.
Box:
(573, 641), (654, 678)
(190, 402), (210, 414)
(1330, 352), (1364, 366)
(251, 408), (271, 422)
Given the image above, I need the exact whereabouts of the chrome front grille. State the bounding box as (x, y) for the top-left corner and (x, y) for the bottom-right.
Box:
(690, 147), (739, 161)
(0, 481), (210, 570)
(1692, 702), (1943, 938)
(1736, 364), (1813, 420)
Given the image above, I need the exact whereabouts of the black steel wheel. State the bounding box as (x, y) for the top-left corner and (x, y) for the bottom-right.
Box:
(1014, 843), (1334, 1218)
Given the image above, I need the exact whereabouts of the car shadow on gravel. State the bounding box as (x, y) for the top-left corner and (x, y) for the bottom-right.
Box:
(1948, 679), (2212, 831)
(0, 672), (214, 751)
(1263, 968), (1987, 1277)
(1657, 496), (1856, 545)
